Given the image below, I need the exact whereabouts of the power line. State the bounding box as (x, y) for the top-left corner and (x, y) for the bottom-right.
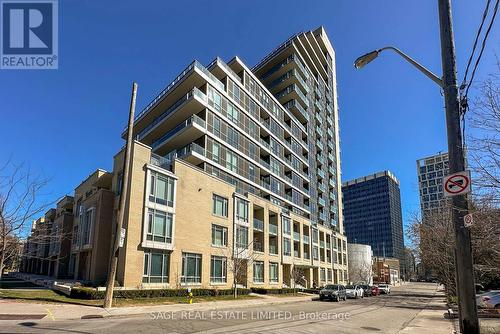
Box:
(461, 0), (492, 90)
(463, 0), (499, 99)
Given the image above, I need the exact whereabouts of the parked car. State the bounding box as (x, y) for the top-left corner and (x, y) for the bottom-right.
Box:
(476, 290), (500, 309)
(378, 284), (391, 294)
(359, 284), (372, 297)
(345, 285), (364, 299)
(371, 285), (380, 296)
(319, 284), (347, 302)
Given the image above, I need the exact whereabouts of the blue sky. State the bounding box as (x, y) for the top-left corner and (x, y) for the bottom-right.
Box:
(1, 0), (498, 241)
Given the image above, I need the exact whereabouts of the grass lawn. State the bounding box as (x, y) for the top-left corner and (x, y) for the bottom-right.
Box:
(0, 289), (258, 307)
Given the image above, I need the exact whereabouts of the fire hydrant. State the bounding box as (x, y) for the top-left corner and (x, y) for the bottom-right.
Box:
(187, 288), (193, 304)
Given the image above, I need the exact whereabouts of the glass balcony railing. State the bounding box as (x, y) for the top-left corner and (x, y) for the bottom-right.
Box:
(253, 218), (264, 231)
(293, 231), (300, 242)
(177, 142), (205, 158)
(318, 197), (326, 207)
(137, 87), (206, 140)
(269, 244), (278, 254)
(284, 99), (309, 122)
(320, 240), (325, 248)
(303, 235), (310, 244)
(269, 224), (278, 235)
(151, 114), (206, 150)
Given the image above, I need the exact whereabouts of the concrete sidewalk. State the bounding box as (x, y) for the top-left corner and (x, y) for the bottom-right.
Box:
(0, 294), (315, 321)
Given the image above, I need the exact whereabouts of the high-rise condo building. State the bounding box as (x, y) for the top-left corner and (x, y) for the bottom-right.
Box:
(342, 171), (405, 272)
(21, 27), (349, 289)
(416, 152), (449, 217)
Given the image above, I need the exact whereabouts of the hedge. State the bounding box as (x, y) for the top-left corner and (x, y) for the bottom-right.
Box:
(70, 287), (251, 300)
(250, 288), (299, 295)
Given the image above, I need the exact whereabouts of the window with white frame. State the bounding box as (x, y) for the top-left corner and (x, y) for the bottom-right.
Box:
(143, 250), (169, 283)
(211, 224), (227, 247)
(235, 225), (248, 248)
(212, 194), (228, 217)
(253, 261), (264, 283)
(146, 209), (173, 243)
(210, 256), (227, 283)
(149, 171), (175, 207)
(235, 198), (249, 223)
(181, 252), (202, 283)
(269, 262), (278, 283)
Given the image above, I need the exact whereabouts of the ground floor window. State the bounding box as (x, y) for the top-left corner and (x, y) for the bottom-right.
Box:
(320, 268), (326, 282)
(269, 262), (278, 283)
(143, 250), (170, 283)
(327, 269), (332, 282)
(253, 261), (264, 283)
(182, 252), (202, 283)
(210, 256), (227, 283)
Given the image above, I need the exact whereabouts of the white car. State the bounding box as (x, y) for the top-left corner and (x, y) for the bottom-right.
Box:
(378, 284), (391, 294)
(345, 285), (364, 299)
(476, 290), (500, 309)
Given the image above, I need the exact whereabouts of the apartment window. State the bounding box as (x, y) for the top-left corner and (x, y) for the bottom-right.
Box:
(320, 268), (326, 281)
(313, 246), (319, 260)
(212, 142), (220, 163)
(143, 250), (169, 283)
(235, 198), (249, 223)
(147, 209), (173, 243)
(210, 256), (227, 283)
(236, 225), (248, 248)
(269, 262), (278, 283)
(226, 151), (238, 172)
(213, 194), (228, 217)
(228, 127), (239, 148)
(282, 217), (291, 235)
(283, 237), (291, 256)
(181, 252), (202, 284)
(327, 269), (332, 281)
(227, 103), (238, 124)
(213, 90), (222, 111)
(72, 225), (78, 247)
(211, 224), (227, 247)
(253, 261), (264, 283)
(149, 171), (175, 207)
(213, 116), (222, 138)
(81, 208), (94, 246)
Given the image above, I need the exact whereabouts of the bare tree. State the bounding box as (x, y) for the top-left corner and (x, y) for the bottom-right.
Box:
(0, 162), (51, 278)
(349, 261), (373, 285)
(290, 265), (305, 291)
(467, 59), (500, 201)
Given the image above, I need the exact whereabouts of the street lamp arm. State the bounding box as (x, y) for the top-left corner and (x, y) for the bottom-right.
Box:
(378, 47), (443, 87)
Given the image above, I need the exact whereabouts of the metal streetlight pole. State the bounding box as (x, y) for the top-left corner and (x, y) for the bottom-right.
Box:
(353, 1), (479, 332)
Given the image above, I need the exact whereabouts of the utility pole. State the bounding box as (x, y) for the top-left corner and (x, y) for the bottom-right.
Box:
(103, 82), (138, 308)
(437, 1), (479, 333)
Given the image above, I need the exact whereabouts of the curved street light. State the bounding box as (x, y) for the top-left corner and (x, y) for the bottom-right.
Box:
(354, 46), (443, 88)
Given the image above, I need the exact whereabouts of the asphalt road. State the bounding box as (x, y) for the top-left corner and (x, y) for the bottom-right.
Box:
(0, 283), (447, 334)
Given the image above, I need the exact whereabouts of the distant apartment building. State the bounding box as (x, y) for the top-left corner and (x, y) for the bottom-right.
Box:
(21, 26), (348, 288)
(416, 152), (449, 218)
(342, 171), (405, 273)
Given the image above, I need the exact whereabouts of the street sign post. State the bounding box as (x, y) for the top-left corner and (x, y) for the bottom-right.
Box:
(443, 171), (471, 198)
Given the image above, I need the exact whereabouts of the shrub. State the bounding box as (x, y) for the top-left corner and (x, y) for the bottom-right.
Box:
(69, 287), (250, 300)
(250, 288), (298, 295)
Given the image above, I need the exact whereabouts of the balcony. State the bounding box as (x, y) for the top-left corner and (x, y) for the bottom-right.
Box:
(318, 197), (326, 207)
(303, 235), (310, 244)
(131, 60), (222, 136)
(293, 231), (300, 242)
(284, 99), (309, 123)
(151, 114), (206, 155)
(137, 87), (207, 142)
(275, 84), (309, 109)
(253, 218), (264, 232)
(269, 244), (278, 255)
(176, 142), (205, 165)
(320, 240), (325, 248)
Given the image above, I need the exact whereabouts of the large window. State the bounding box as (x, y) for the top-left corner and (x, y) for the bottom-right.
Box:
(181, 252), (202, 284)
(81, 208), (94, 246)
(235, 198), (249, 223)
(143, 251), (169, 283)
(282, 217), (291, 235)
(236, 225), (248, 248)
(320, 268), (326, 281)
(212, 142), (220, 163)
(211, 224), (227, 247)
(227, 103), (238, 123)
(283, 237), (291, 256)
(210, 256), (227, 283)
(226, 151), (238, 172)
(149, 171), (175, 207)
(213, 194), (228, 217)
(253, 261), (264, 283)
(147, 209), (173, 243)
(269, 262), (278, 283)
